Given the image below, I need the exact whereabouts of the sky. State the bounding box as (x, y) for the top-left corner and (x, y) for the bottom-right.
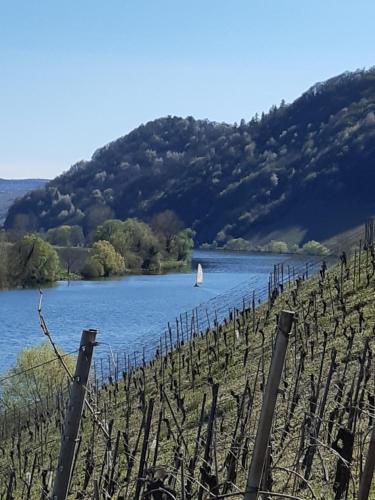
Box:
(1, 0), (374, 179)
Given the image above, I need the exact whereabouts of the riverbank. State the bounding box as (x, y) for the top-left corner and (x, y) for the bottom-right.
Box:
(0, 249), (313, 373)
(201, 238), (331, 256)
(57, 244), (191, 279)
(0, 217), (195, 289)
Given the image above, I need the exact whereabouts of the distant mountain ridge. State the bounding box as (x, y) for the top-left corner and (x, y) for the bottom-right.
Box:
(0, 179), (47, 224)
(4, 68), (375, 246)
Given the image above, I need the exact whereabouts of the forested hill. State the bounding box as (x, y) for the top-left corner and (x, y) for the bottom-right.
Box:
(5, 68), (375, 246)
(0, 179), (47, 224)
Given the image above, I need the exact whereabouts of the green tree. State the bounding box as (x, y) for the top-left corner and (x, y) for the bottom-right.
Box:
(301, 240), (329, 256)
(119, 219), (161, 270)
(289, 243), (300, 253)
(81, 256), (105, 278)
(0, 341), (75, 408)
(94, 218), (161, 270)
(120, 219), (159, 256)
(94, 219), (124, 244)
(266, 240), (289, 253)
(171, 229), (195, 261)
(9, 234), (60, 286)
(50, 225), (66, 246)
(46, 225), (84, 247)
(142, 244), (162, 271)
(83, 240), (125, 278)
(224, 238), (253, 251)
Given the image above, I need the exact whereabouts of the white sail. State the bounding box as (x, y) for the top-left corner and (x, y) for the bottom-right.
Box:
(196, 263), (204, 285)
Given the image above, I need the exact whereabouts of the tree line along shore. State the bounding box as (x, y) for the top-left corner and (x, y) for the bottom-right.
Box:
(0, 210), (194, 289)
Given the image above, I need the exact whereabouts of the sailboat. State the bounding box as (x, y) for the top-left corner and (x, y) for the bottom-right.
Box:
(194, 263), (204, 287)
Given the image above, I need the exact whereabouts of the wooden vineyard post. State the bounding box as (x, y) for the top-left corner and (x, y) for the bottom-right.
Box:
(52, 329), (97, 500)
(358, 422), (375, 500)
(244, 310), (295, 500)
(197, 383), (219, 500)
(134, 398), (154, 500)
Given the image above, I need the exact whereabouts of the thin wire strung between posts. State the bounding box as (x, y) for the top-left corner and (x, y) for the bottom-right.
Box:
(38, 289), (110, 441)
(0, 274), (280, 434)
(52, 329), (98, 500)
(0, 250), (370, 498)
(0, 349), (79, 385)
(70, 306), (308, 494)
(1, 264), (324, 436)
(93, 258), (322, 384)
(244, 310), (295, 500)
(7, 261), (323, 429)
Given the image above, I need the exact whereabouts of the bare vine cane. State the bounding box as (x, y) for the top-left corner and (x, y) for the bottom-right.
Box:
(37, 289), (110, 440)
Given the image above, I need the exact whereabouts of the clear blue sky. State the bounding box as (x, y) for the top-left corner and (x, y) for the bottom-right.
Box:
(1, 0), (374, 179)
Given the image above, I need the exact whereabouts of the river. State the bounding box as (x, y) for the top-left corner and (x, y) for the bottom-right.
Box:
(0, 250), (320, 373)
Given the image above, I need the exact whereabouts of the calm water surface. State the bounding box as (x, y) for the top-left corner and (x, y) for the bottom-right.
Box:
(0, 250), (317, 373)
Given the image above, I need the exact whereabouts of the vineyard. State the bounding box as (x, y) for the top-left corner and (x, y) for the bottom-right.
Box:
(0, 227), (375, 499)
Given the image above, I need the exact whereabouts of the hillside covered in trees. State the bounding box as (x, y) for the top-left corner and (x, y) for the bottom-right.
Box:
(5, 68), (375, 247)
(0, 178), (47, 224)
